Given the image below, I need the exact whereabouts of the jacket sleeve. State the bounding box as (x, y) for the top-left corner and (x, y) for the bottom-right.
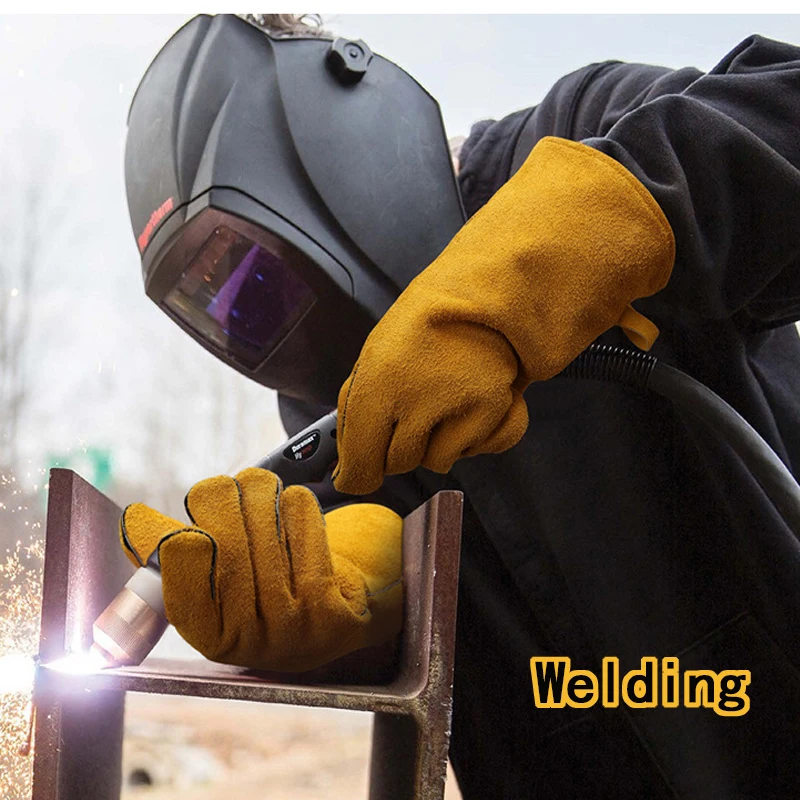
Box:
(572, 36), (800, 329)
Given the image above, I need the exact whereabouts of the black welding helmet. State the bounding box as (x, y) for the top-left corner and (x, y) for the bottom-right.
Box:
(125, 14), (465, 406)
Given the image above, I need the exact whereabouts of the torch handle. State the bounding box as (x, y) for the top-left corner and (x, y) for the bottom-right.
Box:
(255, 410), (338, 486)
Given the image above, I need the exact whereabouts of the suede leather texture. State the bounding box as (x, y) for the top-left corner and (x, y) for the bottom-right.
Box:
(120, 468), (403, 672)
(333, 137), (675, 495)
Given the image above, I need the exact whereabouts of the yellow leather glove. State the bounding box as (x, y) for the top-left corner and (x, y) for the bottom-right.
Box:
(333, 136), (675, 495)
(119, 468), (403, 672)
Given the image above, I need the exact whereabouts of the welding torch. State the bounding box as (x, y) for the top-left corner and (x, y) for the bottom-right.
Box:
(91, 411), (339, 669)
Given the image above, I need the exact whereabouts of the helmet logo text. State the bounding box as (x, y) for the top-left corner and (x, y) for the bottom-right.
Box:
(138, 197), (175, 253)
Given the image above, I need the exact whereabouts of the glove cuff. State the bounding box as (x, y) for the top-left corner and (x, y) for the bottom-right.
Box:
(509, 136), (675, 376)
(415, 135), (675, 384)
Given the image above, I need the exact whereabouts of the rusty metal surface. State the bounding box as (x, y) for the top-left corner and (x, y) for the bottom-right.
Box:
(375, 489), (464, 800)
(32, 469), (464, 800)
(370, 712), (421, 799)
(33, 468), (133, 800)
(37, 469), (135, 663)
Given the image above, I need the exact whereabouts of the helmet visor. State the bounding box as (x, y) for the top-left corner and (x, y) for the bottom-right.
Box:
(163, 225), (316, 369)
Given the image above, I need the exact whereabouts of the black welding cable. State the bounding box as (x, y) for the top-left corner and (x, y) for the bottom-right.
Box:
(561, 344), (800, 537)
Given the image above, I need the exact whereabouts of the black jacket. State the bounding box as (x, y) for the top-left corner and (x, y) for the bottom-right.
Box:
(280, 35), (800, 799)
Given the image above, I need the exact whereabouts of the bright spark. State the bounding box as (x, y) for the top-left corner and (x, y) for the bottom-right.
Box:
(0, 482), (45, 799)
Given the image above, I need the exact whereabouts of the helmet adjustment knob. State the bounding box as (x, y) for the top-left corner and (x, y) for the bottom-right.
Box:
(327, 38), (373, 85)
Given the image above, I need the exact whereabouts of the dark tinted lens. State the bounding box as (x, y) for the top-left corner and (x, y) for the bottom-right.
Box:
(164, 226), (316, 368)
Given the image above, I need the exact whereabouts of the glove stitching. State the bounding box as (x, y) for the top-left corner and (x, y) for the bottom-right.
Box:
(120, 504), (144, 567)
(233, 476), (265, 624)
(273, 475), (285, 543)
(332, 360), (360, 483)
(385, 419), (398, 476)
(233, 477), (243, 506)
(183, 494), (194, 525)
(155, 527), (219, 601)
(275, 477), (295, 596)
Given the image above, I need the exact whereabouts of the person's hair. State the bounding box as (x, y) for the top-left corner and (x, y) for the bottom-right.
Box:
(239, 14), (333, 39)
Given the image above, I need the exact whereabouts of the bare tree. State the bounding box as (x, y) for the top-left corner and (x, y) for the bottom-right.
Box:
(0, 132), (70, 471)
(115, 332), (283, 520)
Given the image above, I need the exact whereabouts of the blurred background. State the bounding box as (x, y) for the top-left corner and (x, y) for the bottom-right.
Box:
(1, 12), (799, 799)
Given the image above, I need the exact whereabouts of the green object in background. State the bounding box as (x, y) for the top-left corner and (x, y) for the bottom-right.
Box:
(47, 447), (113, 491)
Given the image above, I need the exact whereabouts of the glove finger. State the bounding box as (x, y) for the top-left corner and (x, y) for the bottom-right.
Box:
(420, 388), (512, 473)
(384, 416), (433, 477)
(333, 365), (396, 496)
(461, 390), (529, 457)
(184, 475), (256, 628)
(158, 529), (224, 659)
(235, 468), (293, 609)
(278, 484), (333, 596)
(119, 503), (185, 567)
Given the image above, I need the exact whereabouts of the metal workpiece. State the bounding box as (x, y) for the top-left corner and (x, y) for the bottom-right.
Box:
(33, 469), (133, 800)
(32, 468), (463, 800)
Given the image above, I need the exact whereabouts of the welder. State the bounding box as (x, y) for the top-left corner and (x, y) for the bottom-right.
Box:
(121, 14), (800, 798)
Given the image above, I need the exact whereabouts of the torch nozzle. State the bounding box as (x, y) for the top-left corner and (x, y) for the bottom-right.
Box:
(91, 564), (167, 668)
